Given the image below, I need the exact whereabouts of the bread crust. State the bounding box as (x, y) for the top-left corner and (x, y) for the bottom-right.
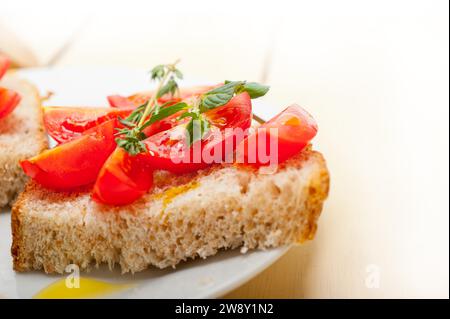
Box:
(12, 149), (329, 274)
(0, 75), (48, 208)
(11, 197), (25, 270)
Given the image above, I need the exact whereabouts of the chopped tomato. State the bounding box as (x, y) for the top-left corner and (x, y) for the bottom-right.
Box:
(141, 110), (186, 138)
(107, 94), (147, 108)
(236, 105), (318, 167)
(92, 92), (252, 206)
(107, 85), (217, 108)
(142, 92), (252, 174)
(21, 119), (117, 190)
(44, 105), (187, 144)
(0, 87), (21, 120)
(0, 54), (10, 80)
(92, 147), (153, 206)
(43, 106), (134, 144)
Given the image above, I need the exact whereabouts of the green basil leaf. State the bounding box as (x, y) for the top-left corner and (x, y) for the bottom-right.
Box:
(178, 111), (198, 120)
(200, 92), (233, 111)
(205, 80), (244, 95)
(116, 136), (146, 156)
(123, 104), (145, 124)
(185, 116), (210, 147)
(150, 64), (165, 80)
(199, 80), (246, 111)
(140, 102), (188, 131)
(174, 68), (183, 79)
(118, 117), (137, 128)
(241, 82), (270, 99)
(157, 77), (178, 98)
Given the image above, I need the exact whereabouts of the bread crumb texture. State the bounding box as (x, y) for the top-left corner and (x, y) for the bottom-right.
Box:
(12, 149), (329, 274)
(0, 75), (47, 207)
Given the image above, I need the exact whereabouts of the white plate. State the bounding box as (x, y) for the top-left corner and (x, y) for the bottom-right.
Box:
(0, 67), (289, 299)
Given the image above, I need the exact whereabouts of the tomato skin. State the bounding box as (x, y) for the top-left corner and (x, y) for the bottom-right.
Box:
(0, 55), (22, 120)
(47, 86), (218, 143)
(205, 91), (252, 130)
(236, 105), (318, 167)
(21, 119), (117, 190)
(92, 92), (251, 205)
(0, 55), (10, 80)
(92, 147), (153, 206)
(142, 125), (210, 174)
(107, 85), (217, 108)
(141, 109), (187, 138)
(43, 106), (133, 144)
(107, 95), (142, 108)
(44, 105), (187, 144)
(0, 87), (21, 120)
(142, 92), (252, 174)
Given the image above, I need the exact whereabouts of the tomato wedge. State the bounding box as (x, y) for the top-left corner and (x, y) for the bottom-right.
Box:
(92, 147), (153, 206)
(43, 105), (188, 144)
(0, 87), (21, 120)
(43, 106), (133, 144)
(107, 85), (217, 108)
(0, 54), (10, 80)
(21, 119), (117, 190)
(236, 105), (318, 167)
(92, 92), (252, 205)
(107, 93), (152, 108)
(142, 92), (252, 174)
(0, 56), (21, 120)
(141, 110), (186, 138)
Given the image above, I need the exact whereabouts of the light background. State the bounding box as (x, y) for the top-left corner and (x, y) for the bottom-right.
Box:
(1, 0), (448, 298)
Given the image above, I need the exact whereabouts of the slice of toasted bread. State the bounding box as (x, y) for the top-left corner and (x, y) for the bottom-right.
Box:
(0, 74), (48, 207)
(12, 148), (329, 274)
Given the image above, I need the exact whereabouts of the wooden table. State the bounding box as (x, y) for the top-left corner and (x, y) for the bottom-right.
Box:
(1, 0), (448, 298)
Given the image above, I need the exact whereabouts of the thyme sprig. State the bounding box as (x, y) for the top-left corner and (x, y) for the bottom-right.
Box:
(115, 60), (270, 155)
(115, 60), (185, 155)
